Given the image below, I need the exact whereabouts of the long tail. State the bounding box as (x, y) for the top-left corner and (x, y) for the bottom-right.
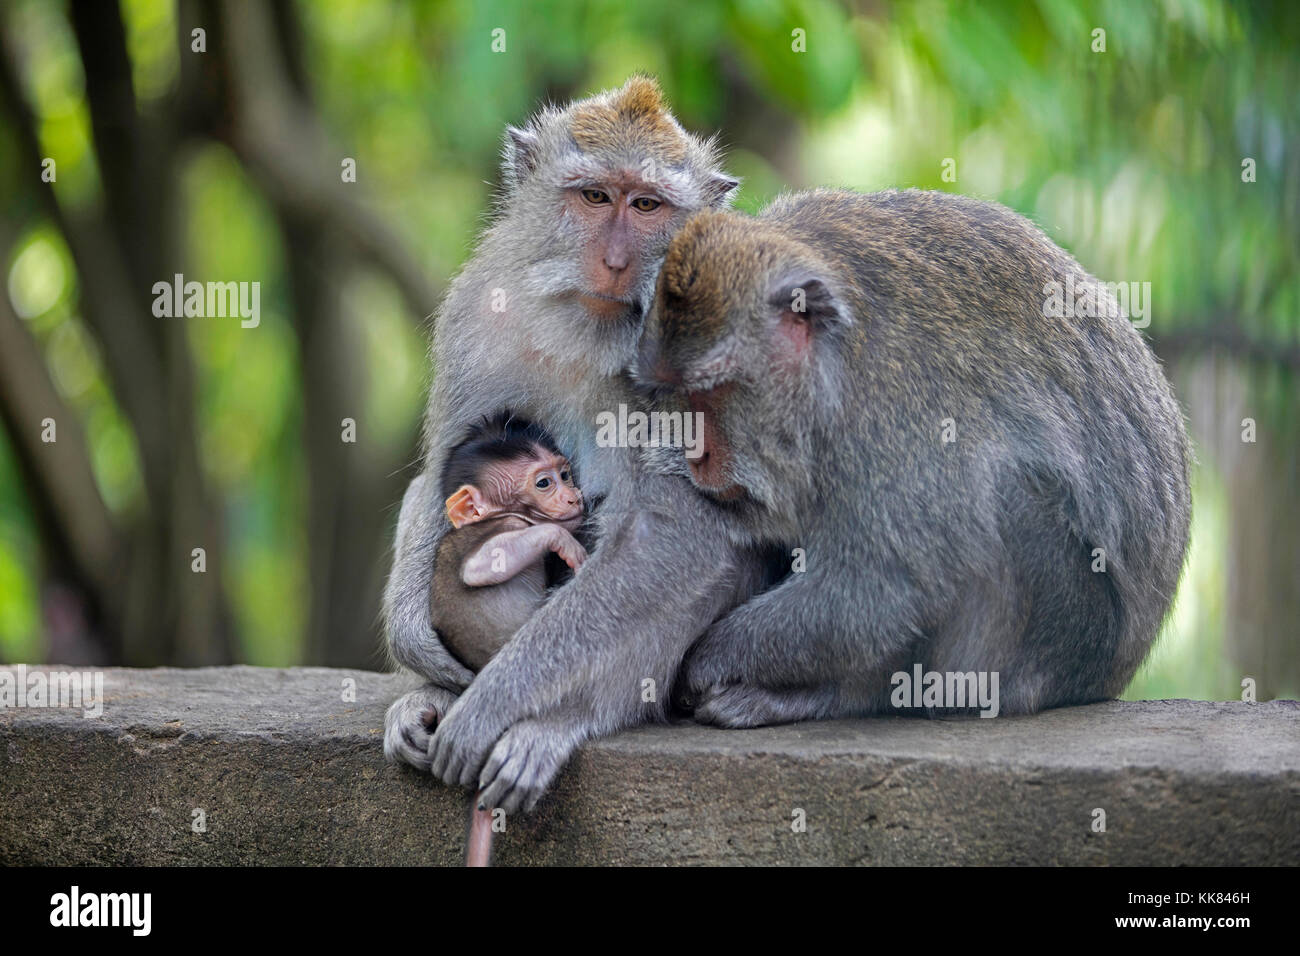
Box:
(466, 793), (494, 867)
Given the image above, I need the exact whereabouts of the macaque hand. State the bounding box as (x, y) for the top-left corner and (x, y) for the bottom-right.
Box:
(678, 612), (751, 705)
(476, 717), (584, 815)
(549, 526), (588, 571)
(383, 683), (461, 771)
(428, 681), (512, 789)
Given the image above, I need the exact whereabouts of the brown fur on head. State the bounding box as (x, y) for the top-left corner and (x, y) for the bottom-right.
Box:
(654, 211), (812, 345)
(635, 204), (854, 508)
(570, 75), (688, 164)
(504, 75), (724, 199)
(641, 209), (843, 392)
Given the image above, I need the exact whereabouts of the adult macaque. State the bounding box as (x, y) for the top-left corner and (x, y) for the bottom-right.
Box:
(431, 413), (586, 672)
(383, 77), (752, 813)
(636, 189), (1192, 725)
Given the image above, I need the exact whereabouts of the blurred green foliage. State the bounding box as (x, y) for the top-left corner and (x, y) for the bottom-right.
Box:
(0, 0), (1295, 697)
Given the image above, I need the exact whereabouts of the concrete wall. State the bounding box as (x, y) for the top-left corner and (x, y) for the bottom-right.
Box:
(1, 665), (1296, 865)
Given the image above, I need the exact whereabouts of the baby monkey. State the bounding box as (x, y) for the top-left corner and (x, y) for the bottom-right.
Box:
(431, 412), (587, 672)
(433, 413), (587, 865)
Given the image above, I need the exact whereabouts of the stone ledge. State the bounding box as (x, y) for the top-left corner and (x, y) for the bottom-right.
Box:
(1, 665), (1296, 865)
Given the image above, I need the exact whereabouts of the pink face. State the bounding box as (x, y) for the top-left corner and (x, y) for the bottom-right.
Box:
(564, 173), (675, 319)
(487, 447), (584, 528)
(686, 385), (744, 500)
(446, 445), (584, 531)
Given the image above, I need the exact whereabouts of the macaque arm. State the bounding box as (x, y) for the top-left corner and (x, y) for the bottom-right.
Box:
(462, 524), (586, 586)
(382, 471), (476, 691)
(429, 472), (750, 790)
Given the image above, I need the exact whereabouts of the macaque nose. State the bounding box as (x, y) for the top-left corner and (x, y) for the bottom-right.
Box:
(603, 225), (632, 274)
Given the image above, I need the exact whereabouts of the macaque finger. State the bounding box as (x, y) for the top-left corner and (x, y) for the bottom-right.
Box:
(560, 543), (588, 570)
(480, 763), (524, 816)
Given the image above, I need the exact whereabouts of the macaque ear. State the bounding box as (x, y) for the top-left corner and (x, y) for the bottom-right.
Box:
(503, 125), (540, 184)
(692, 334), (742, 386)
(705, 172), (741, 208)
(770, 277), (849, 330)
(768, 277), (849, 361)
(445, 485), (488, 528)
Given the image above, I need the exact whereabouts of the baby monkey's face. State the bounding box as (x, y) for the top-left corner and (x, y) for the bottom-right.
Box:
(468, 445), (583, 530)
(445, 443), (584, 530)
(508, 447), (583, 528)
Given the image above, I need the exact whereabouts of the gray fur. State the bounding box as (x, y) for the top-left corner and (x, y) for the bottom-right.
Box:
(382, 80), (745, 810)
(639, 188), (1192, 724)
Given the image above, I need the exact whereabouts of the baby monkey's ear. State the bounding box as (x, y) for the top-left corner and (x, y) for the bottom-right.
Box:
(446, 485), (489, 528)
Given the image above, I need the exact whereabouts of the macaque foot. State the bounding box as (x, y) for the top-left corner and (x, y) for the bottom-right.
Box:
(383, 684), (460, 771)
(691, 682), (833, 728)
(678, 622), (751, 699)
(477, 718), (583, 815)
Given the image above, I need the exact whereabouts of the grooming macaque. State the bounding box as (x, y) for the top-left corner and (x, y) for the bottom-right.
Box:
(431, 414), (586, 671)
(636, 188), (1192, 724)
(386, 76), (1191, 817)
(383, 76), (749, 813)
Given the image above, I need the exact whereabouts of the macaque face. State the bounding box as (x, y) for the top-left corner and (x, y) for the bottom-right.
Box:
(511, 448), (584, 527)
(664, 351), (810, 517)
(447, 445), (584, 531)
(638, 214), (833, 513)
(563, 172), (680, 320)
(684, 383), (743, 498)
(679, 303), (817, 502)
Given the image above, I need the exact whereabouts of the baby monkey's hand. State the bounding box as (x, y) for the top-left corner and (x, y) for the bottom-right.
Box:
(547, 525), (587, 571)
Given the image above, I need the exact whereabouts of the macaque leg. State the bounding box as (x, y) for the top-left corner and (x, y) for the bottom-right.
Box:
(462, 524), (587, 587)
(681, 568), (908, 728)
(691, 684), (840, 729)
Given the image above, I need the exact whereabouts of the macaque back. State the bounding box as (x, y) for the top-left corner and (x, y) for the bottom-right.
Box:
(431, 514), (548, 671)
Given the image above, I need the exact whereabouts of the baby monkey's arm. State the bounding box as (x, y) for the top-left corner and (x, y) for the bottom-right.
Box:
(462, 524), (587, 587)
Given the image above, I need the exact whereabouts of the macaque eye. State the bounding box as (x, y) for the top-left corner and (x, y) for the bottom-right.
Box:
(535, 477), (551, 490)
(632, 197), (662, 213)
(581, 188), (611, 205)
(560, 470), (571, 482)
